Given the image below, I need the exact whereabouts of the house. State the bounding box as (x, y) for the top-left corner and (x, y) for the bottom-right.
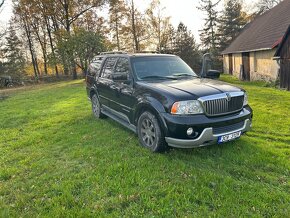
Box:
(274, 26), (290, 90)
(222, 0), (290, 90)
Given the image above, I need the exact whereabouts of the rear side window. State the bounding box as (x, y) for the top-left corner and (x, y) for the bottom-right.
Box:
(88, 57), (103, 77)
(101, 57), (118, 79)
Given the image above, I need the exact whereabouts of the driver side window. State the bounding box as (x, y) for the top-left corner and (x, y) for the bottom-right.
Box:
(113, 58), (130, 83)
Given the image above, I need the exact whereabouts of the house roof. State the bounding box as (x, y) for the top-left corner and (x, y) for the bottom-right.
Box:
(274, 25), (290, 57)
(222, 0), (290, 54)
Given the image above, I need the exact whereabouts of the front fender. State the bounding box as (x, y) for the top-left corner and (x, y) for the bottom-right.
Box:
(133, 96), (169, 135)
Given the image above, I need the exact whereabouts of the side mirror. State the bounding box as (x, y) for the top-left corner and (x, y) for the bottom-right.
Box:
(205, 70), (220, 79)
(112, 73), (132, 85)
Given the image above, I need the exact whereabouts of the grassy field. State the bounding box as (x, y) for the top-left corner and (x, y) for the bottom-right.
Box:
(0, 75), (289, 217)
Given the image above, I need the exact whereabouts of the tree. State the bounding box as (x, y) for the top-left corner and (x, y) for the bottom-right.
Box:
(146, 0), (171, 52)
(174, 23), (201, 73)
(14, 0), (42, 79)
(1, 23), (26, 78)
(198, 0), (221, 51)
(0, 0), (4, 9)
(57, 29), (105, 75)
(122, 0), (149, 52)
(217, 0), (247, 52)
(255, 0), (283, 14)
(108, 0), (126, 51)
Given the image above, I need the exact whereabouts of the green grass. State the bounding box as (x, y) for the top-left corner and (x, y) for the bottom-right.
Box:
(0, 75), (289, 217)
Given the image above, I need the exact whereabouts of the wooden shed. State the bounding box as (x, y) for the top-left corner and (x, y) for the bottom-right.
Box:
(222, 0), (290, 87)
(274, 26), (290, 90)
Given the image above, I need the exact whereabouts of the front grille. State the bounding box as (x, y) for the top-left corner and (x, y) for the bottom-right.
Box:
(213, 121), (245, 135)
(202, 95), (244, 116)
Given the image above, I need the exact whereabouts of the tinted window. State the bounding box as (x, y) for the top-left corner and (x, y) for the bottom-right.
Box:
(131, 56), (197, 80)
(113, 58), (130, 82)
(88, 57), (103, 77)
(101, 57), (118, 79)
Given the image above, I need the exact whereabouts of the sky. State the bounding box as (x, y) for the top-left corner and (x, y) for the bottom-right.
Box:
(0, 0), (257, 42)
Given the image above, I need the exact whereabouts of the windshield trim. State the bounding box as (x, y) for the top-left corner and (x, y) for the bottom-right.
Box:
(131, 56), (197, 81)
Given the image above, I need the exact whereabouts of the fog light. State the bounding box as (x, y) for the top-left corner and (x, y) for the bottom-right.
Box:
(187, 128), (194, 136)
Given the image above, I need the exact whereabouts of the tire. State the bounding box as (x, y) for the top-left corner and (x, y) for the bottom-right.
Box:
(91, 94), (105, 119)
(137, 111), (168, 152)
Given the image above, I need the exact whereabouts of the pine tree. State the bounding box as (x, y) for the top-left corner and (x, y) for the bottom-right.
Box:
(217, 0), (247, 52)
(198, 0), (221, 51)
(2, 23), (26, 78)
(174, 23), (201, 73)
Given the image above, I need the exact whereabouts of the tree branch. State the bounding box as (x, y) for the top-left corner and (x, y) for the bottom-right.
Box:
(0, 0), (4, 8)
(69, 6), (94, 25)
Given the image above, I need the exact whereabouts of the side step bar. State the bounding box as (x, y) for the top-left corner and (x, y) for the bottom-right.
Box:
(101, 107), (137, 133)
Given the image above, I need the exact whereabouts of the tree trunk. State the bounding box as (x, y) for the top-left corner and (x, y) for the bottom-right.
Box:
(32, 23), (48, 75)
(52, 15), (69, 75)
(46, 16), (59, 77)
(115, 18), (120, 51)
(131, 0), (139, 52)
(23, 20), (39, 80)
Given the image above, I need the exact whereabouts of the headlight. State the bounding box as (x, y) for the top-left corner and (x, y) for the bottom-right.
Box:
(243, 92), (248, 106)
(171, 100), (204, 115)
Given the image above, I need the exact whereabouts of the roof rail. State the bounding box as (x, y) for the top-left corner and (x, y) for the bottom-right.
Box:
(135, 50), (159, 54)
(100, 51), (127, 55)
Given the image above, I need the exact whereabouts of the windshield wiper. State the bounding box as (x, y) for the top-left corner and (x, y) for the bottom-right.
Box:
(173, 73), (199, 78)
(140, 75), (177, 80)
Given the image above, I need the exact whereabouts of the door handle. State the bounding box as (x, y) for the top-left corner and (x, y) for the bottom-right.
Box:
(111, 84), (121, 92)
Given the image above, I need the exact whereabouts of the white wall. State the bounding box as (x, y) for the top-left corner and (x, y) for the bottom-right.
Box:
(223, 49), (279, 81)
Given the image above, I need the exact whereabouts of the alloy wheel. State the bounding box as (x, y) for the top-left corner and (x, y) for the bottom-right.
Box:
(140, 118), (156, 147)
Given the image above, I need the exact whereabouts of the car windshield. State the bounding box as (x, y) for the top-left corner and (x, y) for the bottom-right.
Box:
(131, 56), (198, 80)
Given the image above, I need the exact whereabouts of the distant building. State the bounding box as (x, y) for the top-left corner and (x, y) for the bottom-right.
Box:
(222, 0), (290, 90)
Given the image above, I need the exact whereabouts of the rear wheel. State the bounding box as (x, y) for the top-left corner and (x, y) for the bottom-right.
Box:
(137, 111), (168, 152)
(91, 94), (105, 119)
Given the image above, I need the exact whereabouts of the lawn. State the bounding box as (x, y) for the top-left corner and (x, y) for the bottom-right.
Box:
(0, 75), (289, 217)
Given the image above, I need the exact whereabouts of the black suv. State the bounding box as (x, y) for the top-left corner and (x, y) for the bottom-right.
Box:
(86, 52), (253, 152)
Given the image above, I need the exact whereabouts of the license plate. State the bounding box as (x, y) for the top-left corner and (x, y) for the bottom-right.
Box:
(218, 131), (241, 143)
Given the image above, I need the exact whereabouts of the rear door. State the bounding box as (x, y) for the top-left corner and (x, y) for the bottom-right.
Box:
(86, 56), (103, 90)
(97, 57), (118, 107)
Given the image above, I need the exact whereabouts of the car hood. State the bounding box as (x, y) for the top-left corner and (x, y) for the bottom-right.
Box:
(140, 78), (243, 99)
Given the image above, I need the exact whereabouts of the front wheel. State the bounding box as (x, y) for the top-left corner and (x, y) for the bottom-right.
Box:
(137, 111), (168, 152)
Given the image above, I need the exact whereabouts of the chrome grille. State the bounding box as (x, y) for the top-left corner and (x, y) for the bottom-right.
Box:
(200, 92), (244, 116)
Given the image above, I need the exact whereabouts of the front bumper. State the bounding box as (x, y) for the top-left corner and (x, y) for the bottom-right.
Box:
(165, 119), (251, 148)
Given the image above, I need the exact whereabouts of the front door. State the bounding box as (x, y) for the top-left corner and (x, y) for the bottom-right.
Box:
(229, 54), (233, 75)
(242, 52), (250, 81)
(280, 58), (290, 91)
(111, 57), (135, 123)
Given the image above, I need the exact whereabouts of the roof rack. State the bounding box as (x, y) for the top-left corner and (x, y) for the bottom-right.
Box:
(135, 50), (159, 54)
(100, 51), (127, 55)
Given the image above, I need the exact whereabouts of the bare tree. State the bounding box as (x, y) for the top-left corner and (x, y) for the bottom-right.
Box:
(0, 0), (4, 8)
(122, 0), (149, 52)
(146, 0), (171, 52)
(255, 0), (283, 14)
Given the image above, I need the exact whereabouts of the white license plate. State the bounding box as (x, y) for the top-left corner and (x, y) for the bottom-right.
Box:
(218, 131), (241, 143)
